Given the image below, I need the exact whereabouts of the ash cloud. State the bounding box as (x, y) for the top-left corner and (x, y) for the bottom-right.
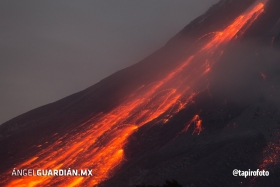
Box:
(209, 40), (280, 105)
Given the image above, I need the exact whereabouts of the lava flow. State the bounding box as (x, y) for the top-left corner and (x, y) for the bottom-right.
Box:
(1, 1), (267, 187)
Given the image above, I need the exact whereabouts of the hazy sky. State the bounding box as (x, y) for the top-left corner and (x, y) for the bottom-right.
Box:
(0, 0), (219, 124)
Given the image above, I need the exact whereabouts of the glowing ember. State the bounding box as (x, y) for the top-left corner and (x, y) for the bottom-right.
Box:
(260, 141), (280, 170)
(1, 1), (267, 186)
(260, 72), (267, 80)
(250, 140), (280, 186)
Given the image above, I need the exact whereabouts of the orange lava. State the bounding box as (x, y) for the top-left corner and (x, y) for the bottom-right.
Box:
(181, 114), (203, 135)
(1, 1), (267, 186)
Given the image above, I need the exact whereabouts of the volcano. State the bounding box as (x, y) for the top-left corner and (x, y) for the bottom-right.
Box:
(1, 0), (280, 186)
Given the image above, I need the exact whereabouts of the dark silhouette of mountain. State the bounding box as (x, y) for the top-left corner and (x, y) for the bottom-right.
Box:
(1, 0), (280, 187)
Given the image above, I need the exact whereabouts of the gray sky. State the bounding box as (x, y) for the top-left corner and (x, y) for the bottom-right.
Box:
(0, 0), (219, 125)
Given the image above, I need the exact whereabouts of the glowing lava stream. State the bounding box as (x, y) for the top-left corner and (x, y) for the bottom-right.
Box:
(2, 1), (267, 187)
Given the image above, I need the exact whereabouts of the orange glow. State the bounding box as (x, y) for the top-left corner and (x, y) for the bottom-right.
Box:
(1, 1), (267, 186)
